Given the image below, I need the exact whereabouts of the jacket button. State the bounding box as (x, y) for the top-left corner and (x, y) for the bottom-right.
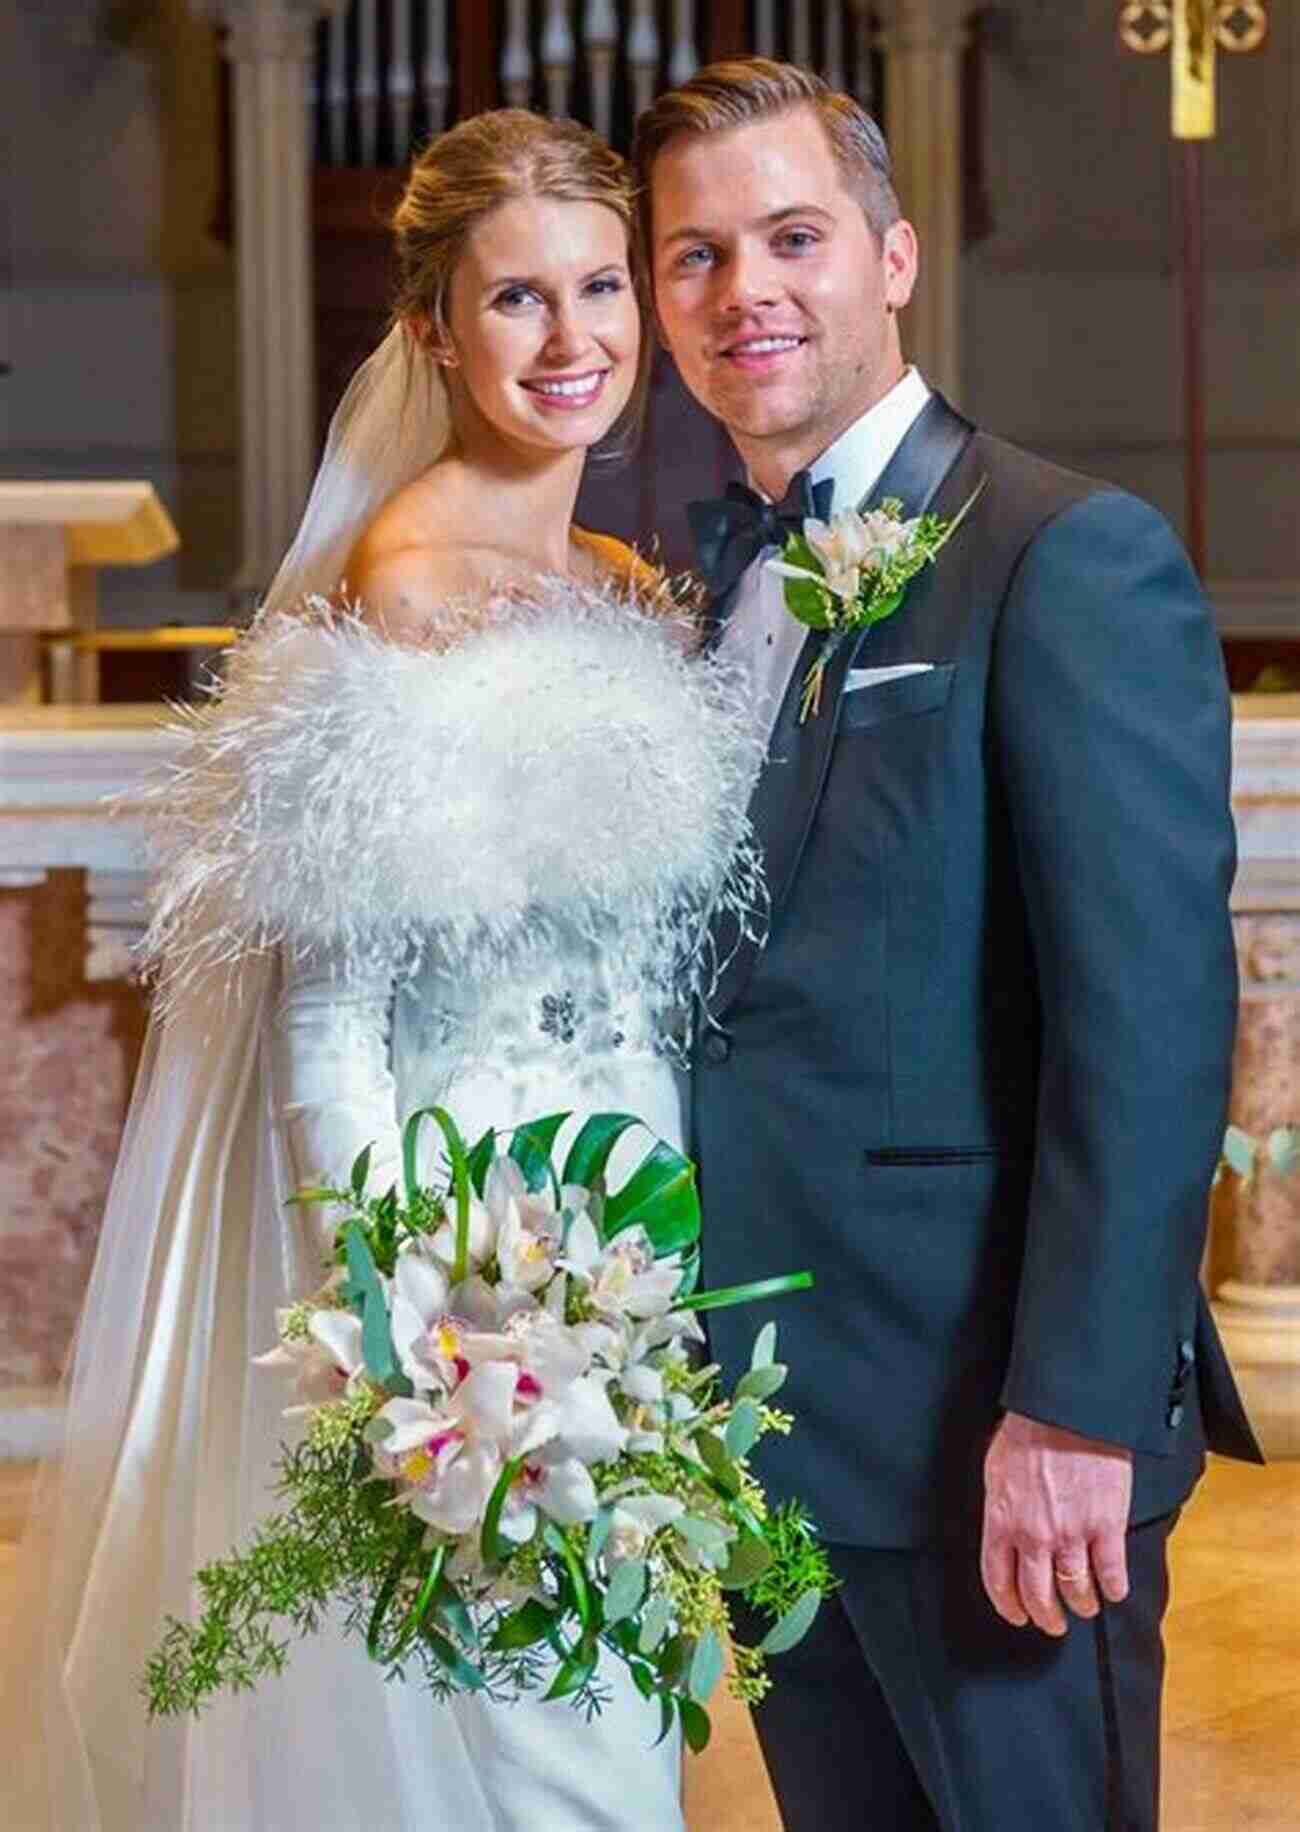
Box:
(1167, 1403), (1185, 1430)
(1177, 1338), (1195, 1371)
(701, 1030), (732, 1064)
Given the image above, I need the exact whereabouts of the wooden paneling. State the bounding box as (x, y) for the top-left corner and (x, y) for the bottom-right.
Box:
(707, 1), (750, 63)
(1223, 637), (1300, 694)
(454, 0), (500, 117)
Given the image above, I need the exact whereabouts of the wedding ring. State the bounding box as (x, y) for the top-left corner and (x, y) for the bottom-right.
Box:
(1053, 1562), (1090, 1586)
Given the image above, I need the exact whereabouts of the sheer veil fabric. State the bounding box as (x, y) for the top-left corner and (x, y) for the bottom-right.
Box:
(1, 330), (479, 1828)
(1, 332), (684, 1826)
(261, 322), (451, 617)
(3, 962), (503, 1827)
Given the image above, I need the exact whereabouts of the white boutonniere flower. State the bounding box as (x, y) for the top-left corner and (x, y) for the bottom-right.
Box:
(767, 479), (987, 721)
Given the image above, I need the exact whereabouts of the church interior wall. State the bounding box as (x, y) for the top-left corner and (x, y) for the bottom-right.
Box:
(3, 5), (239, 627)
(962, 0), (1299, 619)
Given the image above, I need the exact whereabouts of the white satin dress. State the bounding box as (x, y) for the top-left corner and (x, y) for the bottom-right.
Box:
(259, 932), (688, 1831)
(1, 588), (760, 1831)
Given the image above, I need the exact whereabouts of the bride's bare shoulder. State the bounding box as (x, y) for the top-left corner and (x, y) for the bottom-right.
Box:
(342, 475), (494, 641)
(571, 527), (664, 597)
(572, 528), (702, 647)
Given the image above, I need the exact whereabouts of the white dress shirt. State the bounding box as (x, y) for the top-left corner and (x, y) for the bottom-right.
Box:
(719, 366), (932, 735)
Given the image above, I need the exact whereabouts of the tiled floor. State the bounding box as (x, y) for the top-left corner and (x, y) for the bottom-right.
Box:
(2, 1455), (1296, 1829)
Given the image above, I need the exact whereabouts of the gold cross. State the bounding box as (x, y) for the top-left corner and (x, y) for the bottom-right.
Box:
(1119, 2), (1269, 137)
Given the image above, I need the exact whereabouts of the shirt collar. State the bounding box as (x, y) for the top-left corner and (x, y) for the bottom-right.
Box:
(806, 366), (932, 508)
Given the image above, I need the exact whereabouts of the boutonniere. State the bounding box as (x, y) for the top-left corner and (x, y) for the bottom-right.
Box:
(766, 479), (987, 721)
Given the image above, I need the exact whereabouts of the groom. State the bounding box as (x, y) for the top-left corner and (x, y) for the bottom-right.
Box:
(636, 58), (1262, 1830)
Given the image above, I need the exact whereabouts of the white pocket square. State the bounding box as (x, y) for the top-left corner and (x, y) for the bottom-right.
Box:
(845, 664), (935, 693)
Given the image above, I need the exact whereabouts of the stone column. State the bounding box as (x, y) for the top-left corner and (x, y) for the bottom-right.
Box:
(872, 0), (969, 405)
(192, 2), (342, 593)
(1213, 706), (1300, 1458)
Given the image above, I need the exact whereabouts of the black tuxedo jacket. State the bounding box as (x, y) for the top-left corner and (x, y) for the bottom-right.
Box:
(692, 394), (1262, 1548)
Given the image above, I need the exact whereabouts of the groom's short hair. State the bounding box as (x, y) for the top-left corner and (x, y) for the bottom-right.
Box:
(634, 58), (901, 249)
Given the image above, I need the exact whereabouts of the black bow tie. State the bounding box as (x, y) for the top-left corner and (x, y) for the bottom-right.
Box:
(687, 470), (836, 602)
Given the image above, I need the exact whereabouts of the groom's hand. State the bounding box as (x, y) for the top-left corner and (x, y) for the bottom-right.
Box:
(980, 1411), (1134, 1636)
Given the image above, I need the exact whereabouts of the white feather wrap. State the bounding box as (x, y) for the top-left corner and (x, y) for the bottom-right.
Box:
(138, 581), (766, 1019)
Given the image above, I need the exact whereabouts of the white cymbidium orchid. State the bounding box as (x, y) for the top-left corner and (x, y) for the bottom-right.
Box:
(498, 1452), (599, 1544)
(255, 1304), (367, 1414)
(374, 1359), (558, 1536)
(628, 1309), (706, 1361)
(548, 1371), (629, 1465)
(606, 1492), (686, 1564)
(617, 1361), (666, 1452)
(428, 1194), (496, 1276)
(457, 1307), (589, 1412)
(387, 1246), (452, 1392)
(561, 1216), (682, 1321)
(495, 1194), (560, 1292)
(420, 1275), (541, 1390)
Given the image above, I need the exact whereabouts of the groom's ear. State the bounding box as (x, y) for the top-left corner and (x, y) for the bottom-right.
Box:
(881, 220), (920, 314)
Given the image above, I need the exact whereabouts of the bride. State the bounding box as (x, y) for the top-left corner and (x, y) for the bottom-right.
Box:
(2, 110), (761, 1830)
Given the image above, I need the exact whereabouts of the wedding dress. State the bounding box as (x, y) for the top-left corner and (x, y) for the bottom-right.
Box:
(1, 583), (761, 1831)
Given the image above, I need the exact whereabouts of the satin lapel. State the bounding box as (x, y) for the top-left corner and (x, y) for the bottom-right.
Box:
(707, 393), (976, 1023)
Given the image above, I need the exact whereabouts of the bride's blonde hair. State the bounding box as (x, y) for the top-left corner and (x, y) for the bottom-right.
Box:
(392, 109), (649, 458)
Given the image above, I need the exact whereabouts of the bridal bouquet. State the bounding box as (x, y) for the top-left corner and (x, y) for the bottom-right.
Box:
(143, 1108), (831, 1749)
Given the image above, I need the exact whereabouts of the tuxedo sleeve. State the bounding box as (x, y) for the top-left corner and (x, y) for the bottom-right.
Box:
(991, 488), (1237, 1454)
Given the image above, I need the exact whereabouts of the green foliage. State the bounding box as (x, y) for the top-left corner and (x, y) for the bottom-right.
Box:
(342, 1225), (403, 1388)
(560, 1112), (644, 1193)
(680, 1271), (814, 1315)
(466, 1127), (497, 1197)
(141, 1432), (561, 1719)
(746, 1502), (838, 1630)
(602, 1140), (701, 1255)
(694, 1428), (741, 1499)
(602, 1558), (648, 1625)
(1222, 1124), (1257, 1178)
(759, 1589), (822, 1655)
(717, 1532), (774, 1592)
(509, 1111), (571, 1195)
(688, 1627), (725, 1703)
(679, 1695), (713, 1752)
(490, 1599), (559, 1653)
(781, 571), (835, 631)
(480, 1456), (525, 1566)
(750, 1322), (777, 1371)
(144, 1434), (411, 1717)
(723, 1399), (762, 1461)
(1220, 1123), (1300, 1185)
(735, 1364), (788, 1402)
